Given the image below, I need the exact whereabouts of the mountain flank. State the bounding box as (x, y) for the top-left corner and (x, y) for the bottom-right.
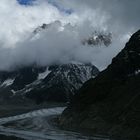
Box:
(60, 30), (140, 139)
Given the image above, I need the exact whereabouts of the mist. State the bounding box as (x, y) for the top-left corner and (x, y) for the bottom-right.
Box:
(0, 0), (139, 71)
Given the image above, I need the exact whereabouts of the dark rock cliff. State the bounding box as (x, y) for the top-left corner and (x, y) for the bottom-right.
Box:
(60, 30), (140, 139)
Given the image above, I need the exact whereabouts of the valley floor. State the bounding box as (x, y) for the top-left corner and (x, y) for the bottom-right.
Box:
(0, 104), (106, 140)
(0, 134), (24, 140)
(0, 102), (65, 118)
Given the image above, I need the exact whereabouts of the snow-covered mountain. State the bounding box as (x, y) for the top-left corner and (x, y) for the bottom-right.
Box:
(33, 21), (112, 47)
(33, 21), (61, 35)
(82, 31), (112, 47)
(0, 63), (99, 104)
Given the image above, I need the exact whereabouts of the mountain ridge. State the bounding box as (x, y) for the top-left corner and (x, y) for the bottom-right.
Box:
(60, 30), (140, 139)
(0, 62), (99, 104)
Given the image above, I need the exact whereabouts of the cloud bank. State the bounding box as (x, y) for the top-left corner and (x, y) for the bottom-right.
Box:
(0, 0), (139, 71)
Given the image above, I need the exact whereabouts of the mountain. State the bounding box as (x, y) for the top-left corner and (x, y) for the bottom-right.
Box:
(0, 63), (99, 104)
(0, 21), (102, 104)
(82, 31), (112, 47)
(33, 21), (112, 47)
(60, 30), (140, 139)
(33, 21), (61, 34)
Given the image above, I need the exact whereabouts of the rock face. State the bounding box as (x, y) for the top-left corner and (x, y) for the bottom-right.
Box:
(0, 63), (99, 104)
(60, 30), (140, 139)
(34, 22), (112, 47)
(82, 31), (112, 47)
(33, 21), (61, 34)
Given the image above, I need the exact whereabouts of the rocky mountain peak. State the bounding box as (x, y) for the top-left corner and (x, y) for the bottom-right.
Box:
(82, 31), (112, 47)
(33, 21), (61, 34)
(0, 62), (99, 103)
(33, 22), (112, 47)
(108, 30), (140, 77)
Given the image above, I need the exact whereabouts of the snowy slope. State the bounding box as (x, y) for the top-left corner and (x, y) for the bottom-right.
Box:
(0, 63), (99, 103)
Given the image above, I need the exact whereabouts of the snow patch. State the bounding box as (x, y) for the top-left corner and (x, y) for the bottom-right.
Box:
(135, 69), (140, 75)
(38, 68), (51, 80)
(24, 88), (33, 93)
(11, 90), (16, 95)
(2, 79), (14, 86)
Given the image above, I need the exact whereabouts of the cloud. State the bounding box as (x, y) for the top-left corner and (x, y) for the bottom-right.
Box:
(60, 0), (140, 33)
(0, 0), (139, 71)
(0, 20), (124, 71)
(0, 0), (75, 46)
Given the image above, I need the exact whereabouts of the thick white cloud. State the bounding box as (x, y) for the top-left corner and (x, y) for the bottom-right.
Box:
(0, 0), (138, 71)
(0, 0), (77, 46)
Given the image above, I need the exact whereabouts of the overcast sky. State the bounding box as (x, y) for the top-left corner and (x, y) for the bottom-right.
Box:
(0, 0), (139, 71)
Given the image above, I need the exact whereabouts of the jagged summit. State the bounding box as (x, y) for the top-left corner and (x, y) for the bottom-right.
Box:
(33, 21), (112, 47)
(33, 21), (61, 34)
(108, 29), (140, 77)
(82, 31), (112, 47)
(0, 62), (99, 103)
